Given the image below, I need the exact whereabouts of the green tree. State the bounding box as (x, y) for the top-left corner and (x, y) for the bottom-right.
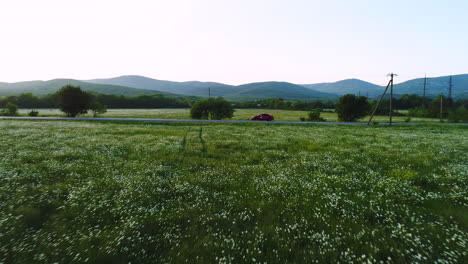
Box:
(89, 101), (107, 117)
(335, 94), (370, 122)
(190, 98), (234, 120)
(56, 85), (91, 117)
(2, 102), (19, 116)
(448, 105), (468, 123)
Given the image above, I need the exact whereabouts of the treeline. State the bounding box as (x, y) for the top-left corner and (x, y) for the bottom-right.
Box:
(232, 98), (336, 110)
(370, 95), (468, 117)
(0, 93), (191, 109)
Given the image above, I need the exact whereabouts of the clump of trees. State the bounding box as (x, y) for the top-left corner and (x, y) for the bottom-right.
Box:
(448, 105), (468, 122)
(0, 102), (19, 116)
(190, 98), (234, 120)
(233, 98), (335, 110)
(335, 94), (370, 122)
(0, 92), (191, 109)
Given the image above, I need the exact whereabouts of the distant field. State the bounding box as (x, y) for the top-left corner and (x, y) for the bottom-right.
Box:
(18, 108), (444, 123)
(0, 120), (466, 263)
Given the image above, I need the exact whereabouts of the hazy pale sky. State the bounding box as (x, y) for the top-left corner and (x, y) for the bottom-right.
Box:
(1, 0), (467, 85)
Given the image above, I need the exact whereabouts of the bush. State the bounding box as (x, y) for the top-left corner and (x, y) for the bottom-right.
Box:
(448, 105), (468, 123)
(56, 85), (91, 117)
(28, 110), (39, 117)
(335, 94), (370, 122)
(307, 109), (326, 121)
(1, 102), (18, 116)
(408, 107), (431, 117)
(89, 102), (107, 117)
(190, 98), (234, 120)
(299, 117), (306, 122)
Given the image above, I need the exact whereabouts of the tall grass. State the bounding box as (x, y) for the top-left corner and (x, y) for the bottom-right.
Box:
(0, 120), (466, 263)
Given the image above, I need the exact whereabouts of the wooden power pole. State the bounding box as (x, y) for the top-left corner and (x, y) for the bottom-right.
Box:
(423, 74), (427, 97)
(448, 76), (453, 99)
(368, 73), (397, 125)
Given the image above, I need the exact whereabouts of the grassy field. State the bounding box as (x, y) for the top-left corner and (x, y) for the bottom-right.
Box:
(0, 120), (466, 263)
(18, 108), (444, 123)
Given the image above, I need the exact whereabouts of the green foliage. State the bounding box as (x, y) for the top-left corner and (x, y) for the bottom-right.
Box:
(88, 96), (108, 117)
(448, 105), (468, 122)
(407, 95), (451, 118)
(190, 98), (234, 120)
(56, 85), (91, 117)
(335, 94), (370, 122)
(14, 207), (42, 228)
(89, 103), (107, 117)
(1, 102), (19, 116)
(27, 110), (39, 117)
(0, 121), (466, 263)
(307, 109), (326, 121)
(234, 98), (335, 110)
(0, 92), (191, 109)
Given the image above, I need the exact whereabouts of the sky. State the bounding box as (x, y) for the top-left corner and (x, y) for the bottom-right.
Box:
(0, 0), (467, 85)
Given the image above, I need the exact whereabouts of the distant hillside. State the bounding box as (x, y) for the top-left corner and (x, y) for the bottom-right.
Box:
(301, 79), (383, 97)
(87, 75), (230, 95)
(393, 74), (468, 98)
(226, 82), (337, 100)
(3, 74), (466, 100)
(86, 76), (337, 100)
(0, 79), (175, 97)
(302, 75), (468, 99)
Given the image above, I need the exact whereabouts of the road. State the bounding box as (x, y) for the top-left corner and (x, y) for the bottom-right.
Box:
(1, 116), (467, 126)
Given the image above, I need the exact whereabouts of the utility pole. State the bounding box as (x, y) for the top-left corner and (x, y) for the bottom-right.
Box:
(208, 87), (211, 99)
(367, 73), (397, 125)
(388, 73), (397, 126)
(448, 76), (453, 99)
(423, 74), (427, 97)
(440, 95), (443, 122)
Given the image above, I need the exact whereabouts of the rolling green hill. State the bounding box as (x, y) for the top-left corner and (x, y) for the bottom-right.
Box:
(87, 75), (230, 95)
(86, 76), (337, 100)
(393, 74), (468, 98)
(0, 79), (175, 97)
(226, 82), (337, 100)
(301, 79), (383, 97)
(3, 74), (466, 100)
(302, 75), (468, 99)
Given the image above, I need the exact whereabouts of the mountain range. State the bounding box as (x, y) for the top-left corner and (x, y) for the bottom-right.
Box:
(0, 79), (179, 97)
(1, 74), (467, 100)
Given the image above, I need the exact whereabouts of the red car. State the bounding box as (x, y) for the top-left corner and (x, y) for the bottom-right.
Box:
(251, 113), (274, 121)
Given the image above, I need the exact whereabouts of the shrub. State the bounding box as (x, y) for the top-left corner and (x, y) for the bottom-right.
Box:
(299, 117), (306, 122)
(408, 107), (431, 117)
(335, 94), (370, 122)
(89, 102), (107, 117)
(1, 102), (19, 116)
(56, 85), (91, 117)
(448, 105), (468, 123)
(28, 110), (39, 117)
(190, 98), (234, 120)
(307, 109), (326, 122)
